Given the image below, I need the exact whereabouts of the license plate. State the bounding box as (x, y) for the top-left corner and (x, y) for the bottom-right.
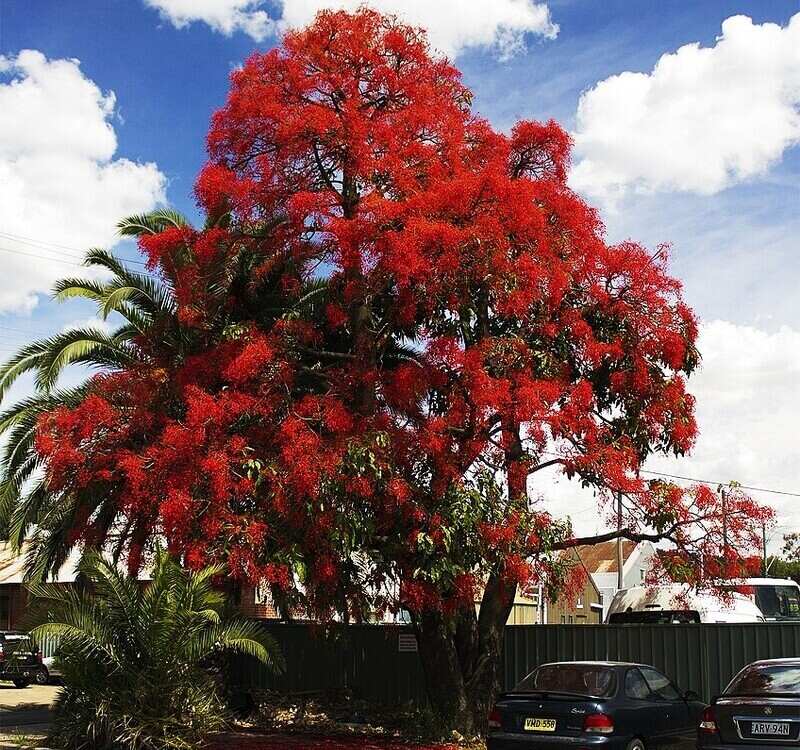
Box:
(524, 717), (556, 732)
(751, 722), (791, 736)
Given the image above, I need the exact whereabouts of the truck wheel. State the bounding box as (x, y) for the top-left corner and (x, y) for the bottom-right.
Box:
(34, 667), (49, 685)
(12, 677), (31, 688)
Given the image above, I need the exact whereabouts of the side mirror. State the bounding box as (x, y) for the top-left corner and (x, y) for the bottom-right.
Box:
(684, 690), (701, 702)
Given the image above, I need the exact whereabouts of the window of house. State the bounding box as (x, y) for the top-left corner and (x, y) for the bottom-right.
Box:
(568, 615), (573, 624)
(561, 615), (566, 624)
(254, 583), (273, 606)
(640, 569), (646, 581)
(576, 594), (584, 609)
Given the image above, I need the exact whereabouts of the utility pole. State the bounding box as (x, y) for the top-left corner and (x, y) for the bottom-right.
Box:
(616, 491), (624, 591)
(721, 486), (728, 553)
(762, 521), (768, 577)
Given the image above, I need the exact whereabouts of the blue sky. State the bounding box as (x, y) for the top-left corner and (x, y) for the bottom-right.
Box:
(0, 0), (798, 544)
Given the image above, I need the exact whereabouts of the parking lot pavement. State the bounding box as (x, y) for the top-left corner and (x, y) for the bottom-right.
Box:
(0, 684), (59, 713)
(0, 684), (58, 743)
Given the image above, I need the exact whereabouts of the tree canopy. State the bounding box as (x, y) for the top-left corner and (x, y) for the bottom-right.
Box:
(0, 8), (772, 733)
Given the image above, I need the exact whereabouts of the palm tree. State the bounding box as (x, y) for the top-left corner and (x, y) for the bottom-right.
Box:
(0, 208), (329, 578)
(0, 210), (192, 576)
(26, 549), (284, 750)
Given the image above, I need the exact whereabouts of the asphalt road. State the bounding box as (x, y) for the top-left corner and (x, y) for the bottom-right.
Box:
(0, 683), (58, 732)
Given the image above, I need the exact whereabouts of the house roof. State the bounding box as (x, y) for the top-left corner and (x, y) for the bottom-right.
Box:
(0, 542), (150, 585)
(0, 542), (86, 585)
(573, 540), (638, 575)
(560, 546), (602, 597)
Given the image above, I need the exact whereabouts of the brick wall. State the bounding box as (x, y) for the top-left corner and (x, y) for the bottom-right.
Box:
(0, 584), (28, 630)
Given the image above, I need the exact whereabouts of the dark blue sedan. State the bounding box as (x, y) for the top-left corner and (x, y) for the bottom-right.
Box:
(487, 661), (706, 750)
(698, 658), (800, 748)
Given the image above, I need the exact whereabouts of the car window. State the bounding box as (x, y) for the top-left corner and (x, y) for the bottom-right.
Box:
(515, 664), (616, 697)
(640, 667), (681, 700)
(625, 668), (653, 700)
(727, 664), (800, 696)
(754, 586), (800, 619)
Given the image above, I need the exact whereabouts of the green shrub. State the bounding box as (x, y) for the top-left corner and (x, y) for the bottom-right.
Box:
(27, 550), (283, 750)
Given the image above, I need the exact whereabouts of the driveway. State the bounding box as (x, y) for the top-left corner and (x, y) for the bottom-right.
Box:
(0, 683), (58, 745)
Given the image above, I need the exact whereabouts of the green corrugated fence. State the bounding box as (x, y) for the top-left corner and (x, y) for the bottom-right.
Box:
(227, 623), (429, 706)
(227, 622), (800, 706)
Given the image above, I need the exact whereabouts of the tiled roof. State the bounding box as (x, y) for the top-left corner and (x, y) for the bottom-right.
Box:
(573, 540), (637, 574)
(0, 541), (150, 584)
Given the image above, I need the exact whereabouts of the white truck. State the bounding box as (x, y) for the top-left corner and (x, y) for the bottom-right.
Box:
(606, 584), (765, 624)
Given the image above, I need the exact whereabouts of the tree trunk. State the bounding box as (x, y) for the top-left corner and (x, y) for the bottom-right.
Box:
(414, 609), (477, 735)
(413, 572), (516, 736)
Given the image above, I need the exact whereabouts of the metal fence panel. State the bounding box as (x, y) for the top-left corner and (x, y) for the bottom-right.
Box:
(218, 622), (800, 706)
(504, 623), (800, 701)
(227, 623), (428, 706)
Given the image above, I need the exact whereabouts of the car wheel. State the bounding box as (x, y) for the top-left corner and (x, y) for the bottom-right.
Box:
(12, 677), (30, 688)
(627, 739), (645, 750)
(34, 667), (49, 685)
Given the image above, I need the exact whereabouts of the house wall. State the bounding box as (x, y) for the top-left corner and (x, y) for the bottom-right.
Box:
(546, 575), (603, 625)
(0, 584), (28, 630)
(508, 596), (541, 625)
(237, 583), (280, 620)
(623, 543), (655, 588)
(592, 542), (656, 620)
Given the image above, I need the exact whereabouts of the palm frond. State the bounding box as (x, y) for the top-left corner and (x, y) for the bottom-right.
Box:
(0, 340), (52, 401)
(52, 277), (107, 304)
(197, 619), (285, 672)
(31, 328), (137, 392)
(117, 208), (192, 237)
(22, 498), (82, 583)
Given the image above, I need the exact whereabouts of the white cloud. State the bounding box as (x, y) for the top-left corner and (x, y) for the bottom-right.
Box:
(647, 320), (800, 551)
(531, 320), (800, 552)
(144, 0), (558, 59)
(570, 13), (800, 200)
(61, 317), (114, 335)
(0, 51), (166, 314)
(144, 0), (276, 40)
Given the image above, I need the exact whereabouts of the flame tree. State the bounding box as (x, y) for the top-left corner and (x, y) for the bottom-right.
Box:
(0, 10), (772, 734)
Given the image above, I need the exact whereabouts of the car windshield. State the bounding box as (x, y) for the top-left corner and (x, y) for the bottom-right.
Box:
(754, 586), (800, 619)
(515, 664), (616, 697)
(727, 664), (800, 696)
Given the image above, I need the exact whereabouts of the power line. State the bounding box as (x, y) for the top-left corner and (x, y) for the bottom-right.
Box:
(638, 469), (800, 499)
(539, 449), (800, 500)
(0, 244), (154, 275)
(0, 324), (56, 338)
(0, 230), (90, 259)
(0, 232), (149, 268)
(0, 245), (86, 268)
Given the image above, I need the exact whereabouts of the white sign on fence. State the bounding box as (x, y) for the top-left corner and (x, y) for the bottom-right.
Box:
(398, 633), (418, 652)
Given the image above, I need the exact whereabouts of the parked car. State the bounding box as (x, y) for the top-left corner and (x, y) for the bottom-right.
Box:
(0, 631), (44, 688)
(487, 660), (705, 749)
(42, 654), (62, 683)
(699, 658), (800, 746)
